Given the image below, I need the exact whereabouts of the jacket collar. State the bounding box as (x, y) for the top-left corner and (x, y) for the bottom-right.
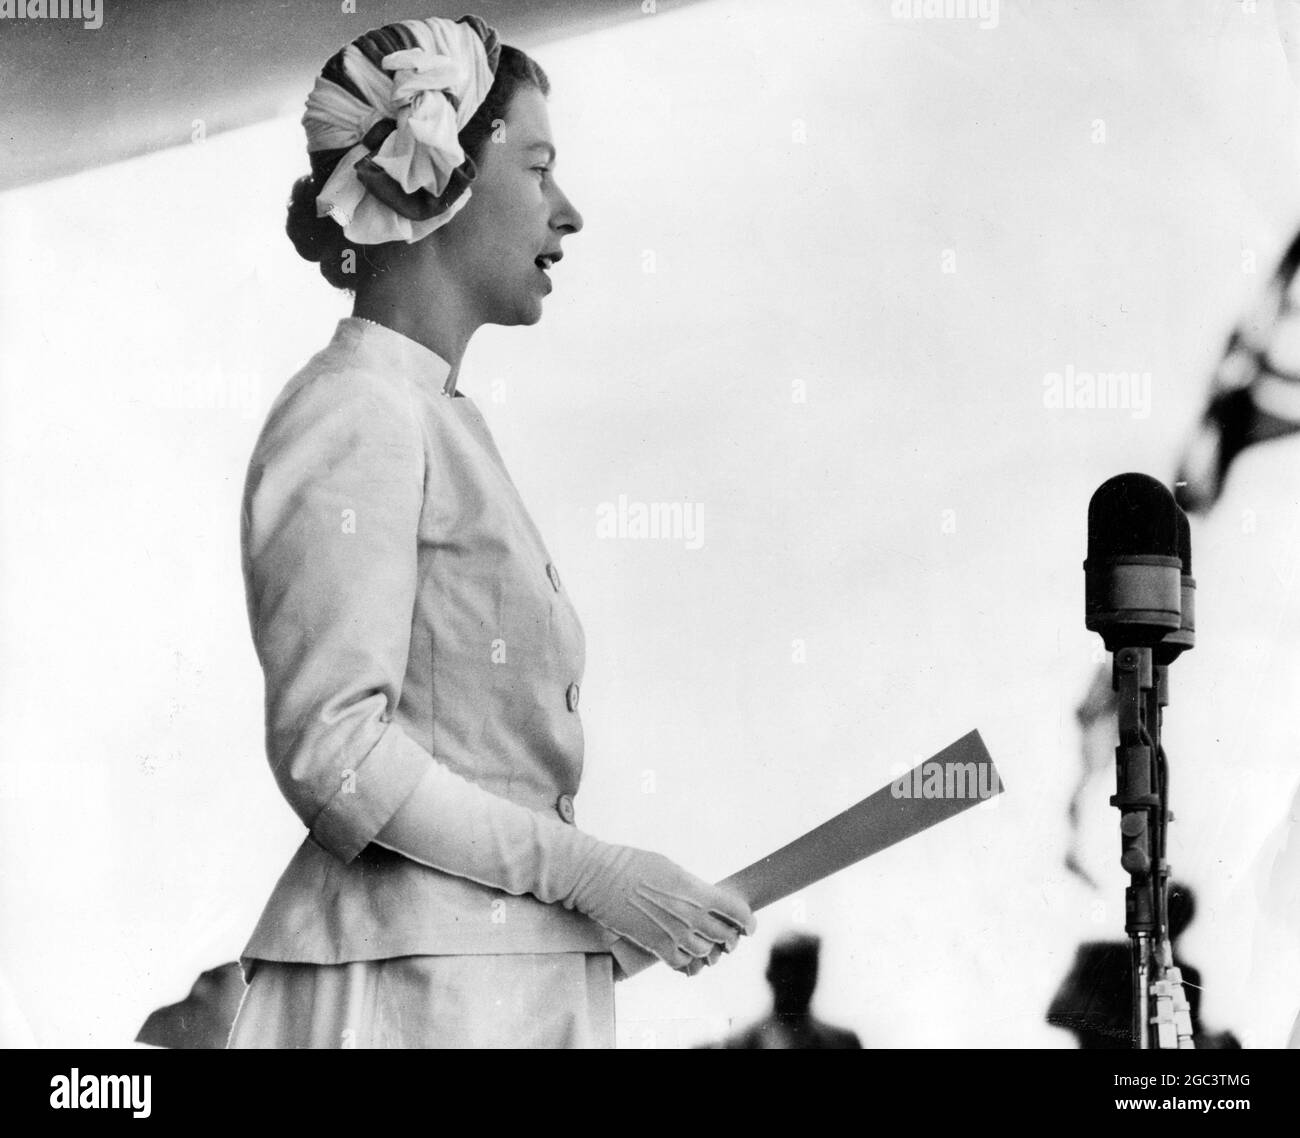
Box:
(333, 317), (460, 398)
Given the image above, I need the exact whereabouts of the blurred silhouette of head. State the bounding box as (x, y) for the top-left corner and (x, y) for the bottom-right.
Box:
(766, 933), (821, 1015)
(1168, 882), (1196, 942)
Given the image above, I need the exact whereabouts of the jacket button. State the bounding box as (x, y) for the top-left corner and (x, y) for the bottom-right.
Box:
(555, 794), (576, 824)
(546, 563), (562, 592)
(566, 682), (580, 712)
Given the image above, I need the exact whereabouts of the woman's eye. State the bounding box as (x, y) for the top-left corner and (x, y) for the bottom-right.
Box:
(532, 166), (550, 177)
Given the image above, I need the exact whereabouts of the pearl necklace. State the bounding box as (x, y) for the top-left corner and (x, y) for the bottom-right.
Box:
(354, 316), (458, 398)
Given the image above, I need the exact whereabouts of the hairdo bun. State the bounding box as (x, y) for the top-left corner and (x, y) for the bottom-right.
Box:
(285, 174), (334, 264)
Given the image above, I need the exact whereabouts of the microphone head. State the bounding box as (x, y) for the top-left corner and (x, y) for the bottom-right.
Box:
(1086, 473), (1181, 562)
(1084, 474), (1183, 648)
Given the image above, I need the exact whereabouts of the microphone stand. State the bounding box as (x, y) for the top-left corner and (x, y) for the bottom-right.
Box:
(1147, 661), (1195, 1049)
(1110, 645), (1159, 1048)
(1109, 648), (1194, 1048)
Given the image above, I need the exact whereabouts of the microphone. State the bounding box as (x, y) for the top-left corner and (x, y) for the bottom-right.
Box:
(1081, 473), (1197, 1049)
(1084, 473), (1183, 651)
(1154, 505), (1195, 664)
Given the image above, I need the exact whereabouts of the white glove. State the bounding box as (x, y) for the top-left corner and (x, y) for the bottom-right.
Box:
(374, 761), (756, 972)
(561, 844), (754, 973)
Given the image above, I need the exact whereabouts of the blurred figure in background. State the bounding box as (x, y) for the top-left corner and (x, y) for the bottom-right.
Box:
(1170, 225), (1300, 1046)
(1174, 228), (1300, 515)
(1047, 883), (1239, 1049)
(717, 933), (861, 1049)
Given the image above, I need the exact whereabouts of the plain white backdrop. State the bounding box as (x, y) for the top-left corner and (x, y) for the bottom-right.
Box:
(3, 0), (1300, 1047)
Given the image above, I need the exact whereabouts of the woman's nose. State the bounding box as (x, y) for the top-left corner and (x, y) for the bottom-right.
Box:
(552, 183), (584, 236)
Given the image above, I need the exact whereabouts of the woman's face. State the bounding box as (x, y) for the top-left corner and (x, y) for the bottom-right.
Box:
(432, 84), (584, 328)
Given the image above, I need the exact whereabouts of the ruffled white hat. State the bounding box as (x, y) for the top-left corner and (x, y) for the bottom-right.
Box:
(302, 15), (501, 245)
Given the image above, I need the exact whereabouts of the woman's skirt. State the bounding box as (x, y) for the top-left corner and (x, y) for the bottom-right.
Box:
(226, 953), (615, 1049)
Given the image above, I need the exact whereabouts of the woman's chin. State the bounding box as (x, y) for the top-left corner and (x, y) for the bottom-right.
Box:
(490, 297), (545, 328)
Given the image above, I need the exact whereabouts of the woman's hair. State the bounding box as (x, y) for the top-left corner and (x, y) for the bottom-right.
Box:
(286, 37), (550, 292)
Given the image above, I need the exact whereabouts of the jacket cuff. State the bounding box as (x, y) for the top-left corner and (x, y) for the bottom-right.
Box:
(309, 725), (432, 864)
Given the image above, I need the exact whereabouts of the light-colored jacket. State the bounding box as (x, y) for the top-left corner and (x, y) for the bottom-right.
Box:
(238, 318), (608, 970)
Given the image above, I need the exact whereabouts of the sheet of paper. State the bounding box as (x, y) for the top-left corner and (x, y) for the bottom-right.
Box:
(609, 729), (1003, 978)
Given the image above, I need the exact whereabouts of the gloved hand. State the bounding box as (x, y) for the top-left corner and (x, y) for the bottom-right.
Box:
(374, 760), (756, 973)
(560, 844), (755, 973)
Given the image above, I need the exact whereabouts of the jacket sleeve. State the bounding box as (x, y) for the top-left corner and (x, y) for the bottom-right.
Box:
(241, 364), (433, 864)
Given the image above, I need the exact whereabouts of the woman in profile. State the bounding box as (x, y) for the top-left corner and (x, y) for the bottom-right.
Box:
(226, 13), (755, 1050)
